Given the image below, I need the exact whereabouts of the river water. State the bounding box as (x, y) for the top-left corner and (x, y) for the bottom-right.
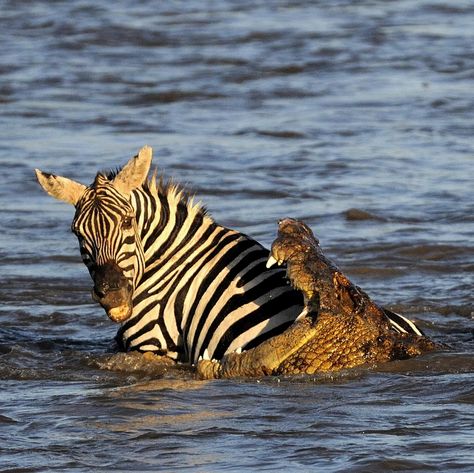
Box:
(0, 1), (473, 471)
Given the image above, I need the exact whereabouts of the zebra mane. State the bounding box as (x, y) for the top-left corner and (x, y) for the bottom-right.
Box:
(95, 166), (209, 219)
(143, 170), (209, 219)
(103, 168), (119, 180)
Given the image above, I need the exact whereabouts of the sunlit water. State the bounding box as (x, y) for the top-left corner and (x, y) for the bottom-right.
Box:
(0, 1), (473, 471)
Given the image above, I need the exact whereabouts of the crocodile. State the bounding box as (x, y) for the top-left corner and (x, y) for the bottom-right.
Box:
(197, 218), (438, 379)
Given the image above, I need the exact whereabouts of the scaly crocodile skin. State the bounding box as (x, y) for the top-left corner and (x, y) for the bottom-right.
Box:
(198, 218), (438, 379)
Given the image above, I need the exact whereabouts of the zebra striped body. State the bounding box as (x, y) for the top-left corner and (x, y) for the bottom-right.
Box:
(116, 179), (301, 362)
(35, 146), (424, 366)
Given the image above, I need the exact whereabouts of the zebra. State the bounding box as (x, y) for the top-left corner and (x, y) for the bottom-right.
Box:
(35, 145), (424, 364)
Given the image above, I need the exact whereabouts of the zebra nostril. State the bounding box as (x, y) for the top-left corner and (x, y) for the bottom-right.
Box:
(94, 280), (111, 299)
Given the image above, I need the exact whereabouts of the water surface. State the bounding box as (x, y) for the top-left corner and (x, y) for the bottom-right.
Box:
(0, 1), (473, 471)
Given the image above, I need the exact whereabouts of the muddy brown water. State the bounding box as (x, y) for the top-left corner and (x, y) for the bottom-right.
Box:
(0, 1), (473, 471)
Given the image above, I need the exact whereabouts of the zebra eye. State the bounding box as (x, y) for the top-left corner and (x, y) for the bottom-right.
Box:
(122, 216), (133, 230)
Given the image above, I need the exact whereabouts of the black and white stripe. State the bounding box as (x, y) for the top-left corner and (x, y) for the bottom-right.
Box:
(383, 308), (424, 336)
(108, 178), (301, 363)
(70, 167), (424, 364)
(72, 174), (145, 290)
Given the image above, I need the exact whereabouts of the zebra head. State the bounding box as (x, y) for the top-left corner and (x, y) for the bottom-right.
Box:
(35, 146), (153, 323)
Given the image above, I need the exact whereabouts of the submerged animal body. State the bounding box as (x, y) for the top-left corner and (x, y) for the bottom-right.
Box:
(36, 146), (427, 368)
(197, 219), (438, 379)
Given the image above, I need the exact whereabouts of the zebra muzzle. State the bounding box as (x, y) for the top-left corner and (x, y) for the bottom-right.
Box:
(91, 288), (132, 323)
(92, 262), (133, 323)
(104, 303), (133, 323)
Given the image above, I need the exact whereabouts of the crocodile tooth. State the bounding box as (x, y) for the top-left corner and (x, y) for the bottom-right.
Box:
(295, 306), (309, 321)
(235, 347), (242, 354)
(203, 349), (210, 360)
(198, 355), (203, 362)
(266, 255), (278, 268)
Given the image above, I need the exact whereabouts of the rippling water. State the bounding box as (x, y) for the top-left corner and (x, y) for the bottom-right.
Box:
(1, 1), (473, 471)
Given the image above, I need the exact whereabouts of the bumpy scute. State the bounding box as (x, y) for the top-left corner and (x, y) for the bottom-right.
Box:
(198, 218), (438, 379)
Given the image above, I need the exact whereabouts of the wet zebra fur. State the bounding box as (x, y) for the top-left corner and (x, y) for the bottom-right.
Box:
(35, 146), (424, 364)
(116, 178), (303, 362)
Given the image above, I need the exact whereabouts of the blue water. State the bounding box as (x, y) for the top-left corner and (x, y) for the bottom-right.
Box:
(0, 1), (473, 471)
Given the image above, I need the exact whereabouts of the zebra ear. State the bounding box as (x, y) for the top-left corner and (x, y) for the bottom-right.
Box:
(35, 169), (87, 206)
(112, 145), (153, 196)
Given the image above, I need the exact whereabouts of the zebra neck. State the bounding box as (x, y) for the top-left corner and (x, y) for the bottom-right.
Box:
(123, 183), (244, 356)
(133, 183), (217, 272)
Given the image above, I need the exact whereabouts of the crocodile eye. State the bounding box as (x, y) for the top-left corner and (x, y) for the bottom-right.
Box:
(122, 216), (133, 230)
